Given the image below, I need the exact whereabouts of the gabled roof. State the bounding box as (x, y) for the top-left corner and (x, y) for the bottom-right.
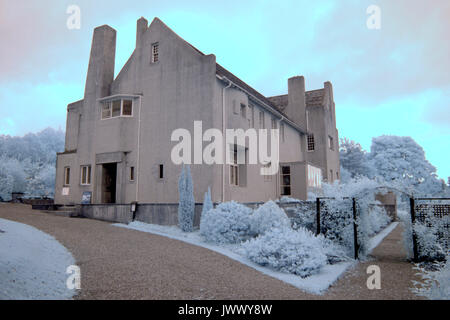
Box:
(305, 89), (325, 107)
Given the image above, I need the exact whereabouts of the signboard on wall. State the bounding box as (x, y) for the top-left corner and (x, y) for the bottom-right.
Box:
(307, 165), (322, 188)
(62, 187), (70, 196)
(81, 192), (92, 204)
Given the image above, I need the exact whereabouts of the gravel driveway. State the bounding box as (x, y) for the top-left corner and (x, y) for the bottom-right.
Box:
(0, 203), (422, 299)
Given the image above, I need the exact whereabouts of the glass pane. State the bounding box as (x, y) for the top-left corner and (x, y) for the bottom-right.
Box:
(87, 166), (91, 184)
(112, 100), (121, 117)
(81, 166), (86, 184)
(102, 104), (111, 119)
(122, 100), (132, 116)
(283, 175), (290, 186)
(282, 166), (290, 174)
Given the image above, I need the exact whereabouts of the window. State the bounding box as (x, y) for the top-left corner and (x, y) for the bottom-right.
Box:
(112, 100), (121, 117)
(130, 167), (135, 181)
(80, 165), (91, 185)
(151, 42), (159, 63)
(307, 134), (315, 151)
(328, 136), (334, 150)
(336, 171), (339, 180)
(101, 100), (133, 119)
(122, 100), (133, 116)
(64, 167), (70, 186)
(159, 164), (164, 179)
(259, 111), (265, 128)
(102, 104), (112, 119)
(280, 123), (285, 142)
(240, 103), (246, 118)
(230, 145), (238, 186)
(280, 166), (291, 196)
(330, 169), (333, 183)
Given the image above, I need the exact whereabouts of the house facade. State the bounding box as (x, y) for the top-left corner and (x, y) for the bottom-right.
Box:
(55, 17), (340, 205)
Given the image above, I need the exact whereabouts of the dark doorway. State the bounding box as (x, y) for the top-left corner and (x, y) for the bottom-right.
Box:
(102, 163), (117, 203)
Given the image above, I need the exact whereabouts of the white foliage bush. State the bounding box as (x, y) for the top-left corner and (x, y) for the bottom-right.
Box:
(412, 258), (450, 300)
(200, 201), (253, 244)
(242, 226), (328, 277)
(250, 201), (291, 236)
(178, 166), (195, 232)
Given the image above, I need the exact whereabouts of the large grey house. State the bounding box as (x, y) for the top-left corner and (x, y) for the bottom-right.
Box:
(55, 17), (340, 205)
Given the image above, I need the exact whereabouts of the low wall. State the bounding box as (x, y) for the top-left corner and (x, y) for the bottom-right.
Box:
(80, 204), (133, 224)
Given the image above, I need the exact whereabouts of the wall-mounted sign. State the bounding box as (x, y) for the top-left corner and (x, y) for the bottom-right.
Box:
(81, 191), (92, 204)
(62, 187), (70, 196)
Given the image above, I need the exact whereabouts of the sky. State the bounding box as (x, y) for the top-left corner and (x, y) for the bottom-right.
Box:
(0, 0), (449, 179)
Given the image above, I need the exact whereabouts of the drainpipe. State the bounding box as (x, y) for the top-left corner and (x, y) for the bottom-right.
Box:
(221, 77), (232, 202)
(135, 95), (143, 202)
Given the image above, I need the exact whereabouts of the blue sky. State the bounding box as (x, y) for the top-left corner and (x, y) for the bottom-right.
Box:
(0, 0), (449, 179)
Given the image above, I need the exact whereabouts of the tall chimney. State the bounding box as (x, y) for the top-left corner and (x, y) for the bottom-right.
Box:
(136, 17), (148, 49)
(287, 76), (307, 129)
(84, 25), (116, 101)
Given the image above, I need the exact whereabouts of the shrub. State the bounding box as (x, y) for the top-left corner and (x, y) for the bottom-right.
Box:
(250, 201), (291, 236)
(242, 226), (327, 277)
(200, 201), (253, 244)
(178, 165), (195, 232)
(412, 258), (450, 299)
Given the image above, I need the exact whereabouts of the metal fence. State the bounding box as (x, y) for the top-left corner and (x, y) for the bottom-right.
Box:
(279, 198), (360, 259)
(410, 197), (450, 261)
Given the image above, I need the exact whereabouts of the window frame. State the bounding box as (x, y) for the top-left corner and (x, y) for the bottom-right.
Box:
(230, 145), (239, 186)
(101, 99), (133, 120)
(151, 42), (159, 63)
(130, 166), (135, 182)
(80, 165), (92, 185)
(328, 135), (334, 151)
(280, 165), (291, 196)
(307, 134), (315, 152)
(64, 167), (71, 186)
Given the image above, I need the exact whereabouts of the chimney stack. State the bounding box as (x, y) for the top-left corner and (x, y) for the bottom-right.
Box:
(136, 17), (148, 48)
(84, 25), (116, 101)
(287, 76), (307, 130)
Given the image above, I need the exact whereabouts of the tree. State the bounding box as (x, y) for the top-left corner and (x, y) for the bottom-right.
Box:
(368, 136), (442, 196)
(178, 165), (195, 232)
(201, 187), (213, 218)
(339, 138), (371, 179)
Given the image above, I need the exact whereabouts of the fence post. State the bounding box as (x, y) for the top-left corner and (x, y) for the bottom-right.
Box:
(352, 198), (359, 260)
(409, 197), (419, 262)
(316, 198), (321, 235)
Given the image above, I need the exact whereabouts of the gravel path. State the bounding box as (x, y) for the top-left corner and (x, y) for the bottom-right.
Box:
(0, 203), (422, 299)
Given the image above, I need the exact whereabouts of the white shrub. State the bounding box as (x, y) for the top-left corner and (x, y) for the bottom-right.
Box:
(242, 226), (327, 278)
(412, 258), (450, 300)
(250, 201), (291, 236)
(178, 165), (195, 232)
(200, 201), (253, 244)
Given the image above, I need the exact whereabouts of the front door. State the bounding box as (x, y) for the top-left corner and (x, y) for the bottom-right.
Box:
(102, 163), (117, 203)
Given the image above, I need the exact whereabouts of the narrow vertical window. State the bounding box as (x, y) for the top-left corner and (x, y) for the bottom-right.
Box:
(130, 167), (135, 181)
(112, 100), (121, 117)
(102, 103), (112, 119)
(159, 164), (164, 179)
(64, 167), (70, 186)
(230, 145), (239, 186)
(280, 123), (285, 142)
(328, 136), (334, 150)
(307, 134), (315, 151)
(330, 169), (333, 183)
(249, 104), (254, 127)
(80, 165), (91, 185)
(151, 42), (159, 63)
(271, 118), (277, 129)
(280, 166), (291, 196)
